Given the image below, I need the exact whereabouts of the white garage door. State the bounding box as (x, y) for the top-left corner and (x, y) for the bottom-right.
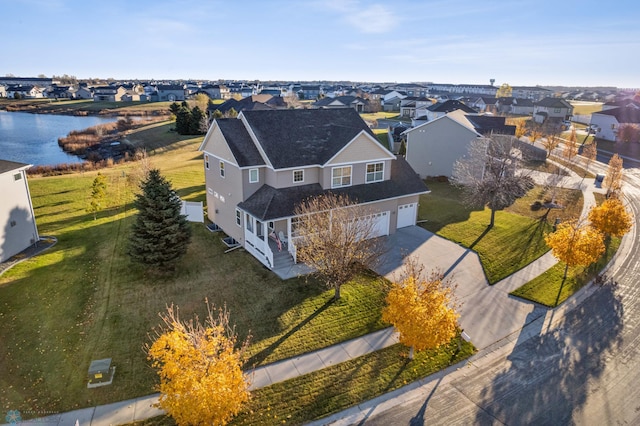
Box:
(397, 203), (417, 228)
(360, 211), (390, 238)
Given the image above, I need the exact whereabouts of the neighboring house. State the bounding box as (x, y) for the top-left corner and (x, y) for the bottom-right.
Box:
(511, 86), (553, 101)
(155, 84), (186, 102)
(72, 85), (94, 99)
(298, 85), (322, 100)
(417, 99), (477, 121)
(495, 97), (534, 115)
(472, 97), (498, 114)
(399, 97), (432, 118)
(93, 86), (127, 102)
(590, 106), (640, 142)
(202, 84), (231, 99)
(208, 94), (287, 117)
(0, 85), (6, 98)
(403, 110), (516, 178)
(313, 96), (370, 112)
(6, 85), (44, 99)
(533, 97), (574, 123)
(0, 160), (39, 263)
(198, 109), (429, 274)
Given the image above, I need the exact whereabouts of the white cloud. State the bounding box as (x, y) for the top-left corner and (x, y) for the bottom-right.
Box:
(318, 0), (399, 34)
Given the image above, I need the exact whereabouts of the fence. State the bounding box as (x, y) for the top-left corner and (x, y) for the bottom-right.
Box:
(180, 201), (204, 223)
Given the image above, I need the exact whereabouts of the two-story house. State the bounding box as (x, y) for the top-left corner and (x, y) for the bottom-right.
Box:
(0, 160), (40, 263)
(93, 86), (127, 102)
(533, 97), (574, 123)
(198, 109), (429, 276)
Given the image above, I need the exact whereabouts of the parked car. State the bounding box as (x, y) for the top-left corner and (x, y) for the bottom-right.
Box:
(595, 173), (605, 187)
(586, 124), (599, 134)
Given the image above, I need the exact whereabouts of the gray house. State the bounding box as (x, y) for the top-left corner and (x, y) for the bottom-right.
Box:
(533, 97), (574, 123)
(198, 109), (428, 274)
(0, 160), (39, 263)
(403, 110), (515, 178)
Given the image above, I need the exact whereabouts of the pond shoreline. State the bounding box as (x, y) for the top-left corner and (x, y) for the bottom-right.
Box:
(0, 99), (171, 118)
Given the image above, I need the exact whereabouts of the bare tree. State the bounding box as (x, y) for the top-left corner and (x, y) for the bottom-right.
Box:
(293, 193), (385, 300)
(582, 142), (597, 175)
(451, 135), (535, 228)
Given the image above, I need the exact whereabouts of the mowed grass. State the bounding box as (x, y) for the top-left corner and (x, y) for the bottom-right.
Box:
(419, 179), (583, 284)
(128, 339), (475, 426)
(0, 99), (174, 115)
(569, 101), (604, 116)
(511, 238), (621, 307)
(0, 136), (389, 414)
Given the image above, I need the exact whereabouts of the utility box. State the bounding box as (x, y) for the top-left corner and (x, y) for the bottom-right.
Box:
(87, 358), (115, 388)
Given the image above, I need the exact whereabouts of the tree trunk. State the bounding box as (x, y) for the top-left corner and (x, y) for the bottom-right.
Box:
(409, 346), (415, 360)
(489, 208), (496, 229)
(334, 284), (341, 301)
(563, 263), (569, 281)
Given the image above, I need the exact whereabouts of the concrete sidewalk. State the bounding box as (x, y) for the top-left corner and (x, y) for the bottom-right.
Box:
(18, 329), (400, 426)
(11, 163), (606, 426)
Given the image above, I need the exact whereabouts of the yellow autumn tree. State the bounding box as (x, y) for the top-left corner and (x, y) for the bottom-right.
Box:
(588, 197), (633, 238)
(603, 153), (624, 196)
(582, 142), (597, 174)
(382, 257), (460, 359)
(147, 301), (250, 426)
(545, 220), (605, 280)
(529, 123), (544, 145)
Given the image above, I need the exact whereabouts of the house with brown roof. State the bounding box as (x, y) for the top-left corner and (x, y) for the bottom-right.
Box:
(198, 109), (428, 277)
(0, 160), (39, 263)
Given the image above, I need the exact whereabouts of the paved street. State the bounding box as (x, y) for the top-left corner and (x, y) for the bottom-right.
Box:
(338, 168), (640, 425)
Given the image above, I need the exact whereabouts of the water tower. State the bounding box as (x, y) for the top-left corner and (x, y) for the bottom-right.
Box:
(490, 78), (495, 87)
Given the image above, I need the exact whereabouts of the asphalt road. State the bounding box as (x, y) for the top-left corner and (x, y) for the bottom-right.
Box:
(360, 168), (640, 425)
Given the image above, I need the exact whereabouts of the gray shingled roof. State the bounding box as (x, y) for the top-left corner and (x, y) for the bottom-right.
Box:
(240, 109), (375, 169)
(215, 119), (265, 167)
(428, 100), (476, 113)
(535, 97), (573, 109)
(237, 157), (428, 221)
(596, 106), (640, 123)
(0, 159), (30, 174)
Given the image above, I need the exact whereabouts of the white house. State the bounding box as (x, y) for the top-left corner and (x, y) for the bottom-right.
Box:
(0, 160), (39, 262)
(590, 106), (640, 142)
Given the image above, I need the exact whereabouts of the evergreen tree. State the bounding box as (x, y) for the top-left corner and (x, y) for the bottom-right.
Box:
(87, 172), (107, 220)
(128, 169), (191, 271)
(175, 105), (191, 135)
(190, 106), (205, 134)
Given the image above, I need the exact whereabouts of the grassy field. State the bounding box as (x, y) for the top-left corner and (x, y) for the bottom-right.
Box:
(569, 101), (604, 116)
(419, 179), (583, 284)
(511, 238), (621, 307)
(131, 338), (474, 426)
(0, 99), (174, 116)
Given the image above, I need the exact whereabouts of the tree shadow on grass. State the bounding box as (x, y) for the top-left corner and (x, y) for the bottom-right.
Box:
(472, 284), (624, 425)
(245, 298), (334, 368)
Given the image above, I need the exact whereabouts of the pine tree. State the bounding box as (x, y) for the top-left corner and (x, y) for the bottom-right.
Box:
(87, 172), (107, 220)
(128, 169), (191, 271)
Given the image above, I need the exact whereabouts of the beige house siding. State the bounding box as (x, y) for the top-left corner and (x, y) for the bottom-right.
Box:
(267, 166), (320, 189)
(242, 167), (266, 200)
(0, 168), (39, 262)
(204, 158), (244, 244)
(328, 133), (393, 165)
(201, 125), (239, 166)
(405, 117), (480, 178)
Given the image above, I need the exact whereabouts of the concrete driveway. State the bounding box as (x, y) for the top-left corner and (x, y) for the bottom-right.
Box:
(375, 226), (549, 350)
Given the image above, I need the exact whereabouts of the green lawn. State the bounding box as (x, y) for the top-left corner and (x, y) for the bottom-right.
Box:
(128, 338), (475, 426)
(419, 179), (583, 284)
(511, 238), (621, 307)
(0, 138), (389, 414)
(569, 101), (604, 116)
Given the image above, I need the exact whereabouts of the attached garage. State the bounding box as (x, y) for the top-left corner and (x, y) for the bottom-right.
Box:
(359, 211), (390, 238)
(397, 203), (417, 228)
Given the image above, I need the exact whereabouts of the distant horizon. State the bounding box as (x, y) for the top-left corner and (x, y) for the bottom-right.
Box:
(3, 1), (639, 89)
(2, 75), (636, 91)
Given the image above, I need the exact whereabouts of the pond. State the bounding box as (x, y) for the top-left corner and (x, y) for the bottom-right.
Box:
(0, 111), (118, 166)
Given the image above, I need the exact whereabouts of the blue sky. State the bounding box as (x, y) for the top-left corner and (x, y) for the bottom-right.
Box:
(3, 0), (639, 88)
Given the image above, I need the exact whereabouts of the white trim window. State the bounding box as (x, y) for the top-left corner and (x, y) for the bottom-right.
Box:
(205, 154), (210, 170)
(331, 166), (352, 188)
(249, 168), (259, 183)
(366, 162), (384, 183)
(219, 161), (225, 178)
(236, 209), (242, 226)
(293, 169), (304, 183)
